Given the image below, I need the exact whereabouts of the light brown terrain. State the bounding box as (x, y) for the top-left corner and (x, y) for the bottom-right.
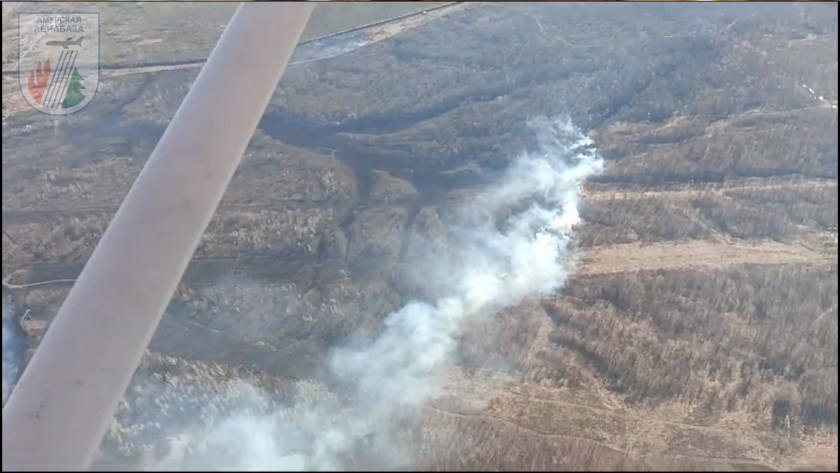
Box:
(2, 2), (837, 471)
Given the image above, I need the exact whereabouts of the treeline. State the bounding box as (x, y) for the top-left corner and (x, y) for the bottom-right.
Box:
(723, 185), (838, 232)
(575, 182), (836, 247)
(577, 197), (713, 247)
(595, 119), (837, 187)
(546, 264), (838, 430)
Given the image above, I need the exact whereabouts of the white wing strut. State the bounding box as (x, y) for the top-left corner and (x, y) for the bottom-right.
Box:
(2, 3), (314, 470)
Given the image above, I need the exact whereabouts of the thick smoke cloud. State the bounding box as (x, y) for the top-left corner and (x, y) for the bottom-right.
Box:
(150, 116), (604, 471)
(0, 117), (601, 470)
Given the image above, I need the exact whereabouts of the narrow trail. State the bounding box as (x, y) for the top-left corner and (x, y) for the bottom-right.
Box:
(423, 404), (780, 471)
(577, 240), (835, 276)
(1, 3), (470, 79)
(3, 176), (834, 225)
(3, 4), (835, 471)
(104, 4), (470, 78)
(584, 177), (837, 203)
(4, 239), (835, 292)
(1, 3), (470, 118)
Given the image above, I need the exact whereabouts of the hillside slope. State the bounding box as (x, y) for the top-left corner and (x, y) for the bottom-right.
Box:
(2, 2), (837, 471)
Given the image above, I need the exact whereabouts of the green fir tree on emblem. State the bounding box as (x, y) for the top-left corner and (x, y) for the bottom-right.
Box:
(61, 68), (86, 109)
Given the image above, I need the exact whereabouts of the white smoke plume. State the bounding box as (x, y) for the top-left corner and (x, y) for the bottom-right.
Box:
(147, 116), (604, 471)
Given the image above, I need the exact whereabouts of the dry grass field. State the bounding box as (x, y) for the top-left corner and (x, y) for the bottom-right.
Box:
(2, 2), (838, 471)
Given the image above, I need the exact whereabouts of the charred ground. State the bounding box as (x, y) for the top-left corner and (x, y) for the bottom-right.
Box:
(2, 2), (838, 471)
